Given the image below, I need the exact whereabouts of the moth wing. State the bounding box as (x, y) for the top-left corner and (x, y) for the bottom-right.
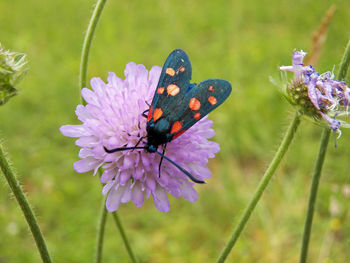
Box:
(167, 79), (232, 139)
(147, 49), (192, 122)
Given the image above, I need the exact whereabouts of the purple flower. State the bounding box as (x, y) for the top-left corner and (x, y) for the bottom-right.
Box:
(60, 62), (220, 212)
(280, 50), (350, 133)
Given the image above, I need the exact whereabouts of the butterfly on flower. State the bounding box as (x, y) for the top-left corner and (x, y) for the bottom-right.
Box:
(104, 49), (232, 183)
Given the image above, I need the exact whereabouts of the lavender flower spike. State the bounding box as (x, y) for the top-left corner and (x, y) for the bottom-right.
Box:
(60, 62), (220, 212)
(280, 50), (350, 134)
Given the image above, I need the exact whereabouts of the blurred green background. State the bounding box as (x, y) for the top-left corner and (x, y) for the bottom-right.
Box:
(1, 0), (350, 262)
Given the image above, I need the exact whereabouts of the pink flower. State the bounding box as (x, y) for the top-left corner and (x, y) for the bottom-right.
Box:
(60, 62), (220, 212)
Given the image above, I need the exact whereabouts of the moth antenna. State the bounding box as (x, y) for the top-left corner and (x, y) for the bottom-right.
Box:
(155, 150), (205, 184)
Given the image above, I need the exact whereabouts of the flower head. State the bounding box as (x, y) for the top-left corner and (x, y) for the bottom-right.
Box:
(280, 50), (350, 133)
(0, 43), (28, 105)
(60, 62), (220, 212)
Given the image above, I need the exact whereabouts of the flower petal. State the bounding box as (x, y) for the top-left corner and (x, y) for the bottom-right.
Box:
(75, 105), (92, 122)
(121, 181), (132, 203)
(106, 184), (124, 212)
(91, 77), (105, 95)
(179, 182), (198, 202)
(81, 88), (99, 106)
(148, 65), (162, 87)
(132, 182), (144, 208)
(101, 169), (117, 183)
(73, 158), (101, 173)
(78, 148), (93, 158)
(152, 185), (170, 212)
(60, 125), (90, 137)
(102, 181), (115, 195)
(107, 72), (123, 88)
(75, 136), (99, 147)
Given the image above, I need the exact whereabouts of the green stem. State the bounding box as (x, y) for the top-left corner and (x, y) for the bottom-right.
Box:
(95, 197), (108, 263)
(299, 129), (330, 263)
(337, 38), (350, 81)
(299, 38), (350, 263)
(112, 212), (139, 263)
(0, 144), (52, 263)
(79, 0), (107, 104)
(216, 112), (301, 263)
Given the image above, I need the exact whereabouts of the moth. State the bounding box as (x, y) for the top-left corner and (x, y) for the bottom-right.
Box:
(105, 49), (232, 183)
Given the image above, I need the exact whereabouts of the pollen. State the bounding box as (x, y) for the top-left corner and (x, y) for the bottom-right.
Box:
(167, 84), (180, 96)
(194, 112), (201, 120)
(170, 121), (182, 133)
(208, 85), (215, 92)
(179, 66), (185, 72)
(166, 67), (175, 76)
(157, 87), (164, 94)
(208, 96), (217, 105)
(153, 108), (163, 121)
(189, 98), (201, 111)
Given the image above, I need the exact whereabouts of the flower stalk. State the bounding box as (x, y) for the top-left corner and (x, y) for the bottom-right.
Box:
(216, 112), (301, 263)
(95, 197), (108, 263)
(0, 143), (52, 263)
(79, 0), (107, 104)
(299, 128), (330, 263)
(299, 38), (350, 263)
(112, 212), (139, 263)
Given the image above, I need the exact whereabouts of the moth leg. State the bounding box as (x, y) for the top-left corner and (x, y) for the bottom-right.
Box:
(158, 144), (167, 178)
(142, 109), (149, 118)
(131, 136), (146, 152)
(141, 100), (152, 118)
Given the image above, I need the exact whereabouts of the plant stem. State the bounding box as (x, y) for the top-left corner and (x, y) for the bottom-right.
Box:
(0, 144), (52, 263)
(216, 112), (301, 263)
(299, 129), (330, 263)
(112, 212), (139, 263)
(79, 0), (107, 104)
(95, 197), (108, 263)
(299, 38), (350, 263)
(337, 38), (350, 82)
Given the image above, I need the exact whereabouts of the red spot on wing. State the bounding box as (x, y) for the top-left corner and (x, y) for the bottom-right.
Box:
(189, 98), (201, 111)
(208, 96), (217, 105)
(147, 106), (153, 122)
(208, 85), (215, 92)
(153, 108), (163, 121)
(179, 66), (185, 72)
(167, 84), (180, 96)
(157, 87), (164, 94)
(170, 121), (182, 133)
(173, 129), (186, 139)
(194, 112), (201, 120)
(166, 68), (175, 76)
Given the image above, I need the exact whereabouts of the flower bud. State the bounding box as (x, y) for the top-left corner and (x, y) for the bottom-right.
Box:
(0, 44), (28, 105)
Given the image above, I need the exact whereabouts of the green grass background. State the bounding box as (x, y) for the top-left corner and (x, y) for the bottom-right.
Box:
(1, 0), (350, 262)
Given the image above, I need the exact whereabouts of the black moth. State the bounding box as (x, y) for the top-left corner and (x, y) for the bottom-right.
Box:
(104, 49), (232, 183)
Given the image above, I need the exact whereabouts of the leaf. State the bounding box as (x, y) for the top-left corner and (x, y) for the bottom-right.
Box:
(0, 83), (18, 106)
